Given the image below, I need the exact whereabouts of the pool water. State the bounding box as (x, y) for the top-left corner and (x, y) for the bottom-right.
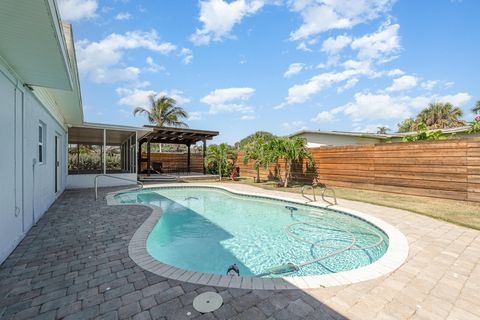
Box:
(116, 187), (389, 277)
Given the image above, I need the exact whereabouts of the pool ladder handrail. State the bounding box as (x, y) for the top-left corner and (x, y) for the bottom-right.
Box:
(94, 174), (144, 200)
(301, 185), (317, 202)
(301, 184), (338, 205)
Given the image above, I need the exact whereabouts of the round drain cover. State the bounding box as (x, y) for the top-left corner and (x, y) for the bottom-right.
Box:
(193, 291), (223, 313)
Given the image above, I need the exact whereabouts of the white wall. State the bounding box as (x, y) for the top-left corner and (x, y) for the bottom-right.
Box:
(67, 173), (138, 189)
(0, 66), (67, 264)
(299, 132), (381, 147)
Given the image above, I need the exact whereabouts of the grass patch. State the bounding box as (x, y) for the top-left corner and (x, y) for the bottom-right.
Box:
(231, 178), (480, 230)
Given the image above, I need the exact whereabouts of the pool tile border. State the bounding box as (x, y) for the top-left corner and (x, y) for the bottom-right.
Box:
(106, 184), (409, 290)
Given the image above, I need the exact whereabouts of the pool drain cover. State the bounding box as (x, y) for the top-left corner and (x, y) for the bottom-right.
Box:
(193, 292), (223, 313)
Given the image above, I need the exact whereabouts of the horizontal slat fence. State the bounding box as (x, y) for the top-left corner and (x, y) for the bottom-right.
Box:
(236, 138), (480, 202)
(140, 152), (203, 172)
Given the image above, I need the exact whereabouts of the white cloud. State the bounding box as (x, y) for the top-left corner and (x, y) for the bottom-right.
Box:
(386, 68), (405, 76)
(321, 91), (472, 127)
(311, 111), (335, 122)
(386, 75), (418, 92)
(289, 0), (395, 40)
(145, 57), (165, 73)
(117, 88), (156, 109)
(296, 42), (313, 52)
(277, 66), (374, 108)
(337, 78), (359, 93)
(90, 67), (140, 83)
(321, 34), (352, 54)
(58, 0), (98, 21)
(241, 115), (256, 120)
(421, 80), (438, 91)
(188, 111), (204, 121)
(437, 92), (471, 106)
(200, 87), (255, 114)
(190, 0), (266, 45)
(116, 87), (190, 109)
(201, 87), (254, 105)
(180, 48), (194, 64)
(284, 63), (305, 78)
(351, 22), (401, 62)
(76, 30), (176, 83)
(334, 92), (413, 122)
(115, 12), (132, 20)
(282, 120), (307, 131)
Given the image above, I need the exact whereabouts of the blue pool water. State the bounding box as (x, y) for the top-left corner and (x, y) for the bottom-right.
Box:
(115, 187), (389, 277)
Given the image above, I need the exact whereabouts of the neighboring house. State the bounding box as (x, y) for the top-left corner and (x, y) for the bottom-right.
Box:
(291, 126), (478, 147)
(0, 1), (148, 263)
(290, 130), (386, 147)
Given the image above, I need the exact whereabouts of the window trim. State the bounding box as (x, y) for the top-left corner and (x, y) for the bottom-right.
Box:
(38, 121), (46, 164)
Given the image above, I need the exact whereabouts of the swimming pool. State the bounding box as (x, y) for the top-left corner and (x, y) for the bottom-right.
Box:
(115, 186), (390, 278)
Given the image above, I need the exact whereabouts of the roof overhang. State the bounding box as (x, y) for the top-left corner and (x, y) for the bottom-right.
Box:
(69, 123), (153, 145)
(0, 0), (73, 90)
(140, 126), (219, 144)
(290, 130), (388, 140)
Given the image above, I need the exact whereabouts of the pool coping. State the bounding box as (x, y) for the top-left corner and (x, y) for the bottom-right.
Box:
(106, 183), (409, 290)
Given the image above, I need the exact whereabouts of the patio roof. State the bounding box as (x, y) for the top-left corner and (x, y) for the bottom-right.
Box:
(139, 125), (219, 145)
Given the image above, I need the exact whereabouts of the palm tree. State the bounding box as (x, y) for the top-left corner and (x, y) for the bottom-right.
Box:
(242, 136), (269, 183)
(282, 137), (314, 188)
(204, 144), (236, 181)
(266, 137), (287, 182)
(133, 95), (189, 127)
(415, 102), (465, 129)
(397, 117), (416, 133)
(376, 126), (391, 134)
(472, 100), (480, 115)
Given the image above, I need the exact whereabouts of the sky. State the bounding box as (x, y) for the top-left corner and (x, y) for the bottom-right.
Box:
(57, 0), (480, 144)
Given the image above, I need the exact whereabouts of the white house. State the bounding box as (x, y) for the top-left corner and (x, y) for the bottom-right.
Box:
(290, 130), (386, 147)
(291, 127), (479, 148)
(0, 0), (148, 263)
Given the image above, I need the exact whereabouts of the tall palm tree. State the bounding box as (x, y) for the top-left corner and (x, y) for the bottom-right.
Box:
(282, 137), (314, 188)
(204, 143), (236, 181)
(242, 136), (269, 183)
(415, 102), (465, 129)
(133, 95), (189, 127)
(472, 100), (480, 115)
(376, 126), (391, 134)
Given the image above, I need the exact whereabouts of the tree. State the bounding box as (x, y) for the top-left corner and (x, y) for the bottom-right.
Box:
(282, 137), (314, 188)
(415, 102), (465, 129)
(242, 136), (269, 183)
(376, 126), (391, 134)
(397, 102), (466, 132)
(133, 95), (189, 127)
(397, 117), (416, 133)
(204, 144), (236, 181)
(265, 137), (288, 181)
(472, 100), (480, 115)
(402, 123), (446, 142)
(236, 131), (275, 149)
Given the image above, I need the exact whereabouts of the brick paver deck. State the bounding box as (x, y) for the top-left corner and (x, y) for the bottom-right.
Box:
(0, 184), (479, 320)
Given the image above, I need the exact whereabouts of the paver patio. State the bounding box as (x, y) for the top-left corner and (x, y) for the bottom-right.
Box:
(0, 184), (479, 320)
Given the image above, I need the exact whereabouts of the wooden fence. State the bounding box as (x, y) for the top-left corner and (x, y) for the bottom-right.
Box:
(140, 152), (203, 172)
(236, 138), (480, 202)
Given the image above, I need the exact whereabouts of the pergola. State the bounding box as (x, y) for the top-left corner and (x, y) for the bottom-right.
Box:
(138, 126), (219, 175)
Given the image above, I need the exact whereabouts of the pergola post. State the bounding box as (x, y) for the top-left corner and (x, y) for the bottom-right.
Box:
(103, 129), (106, 174)
(147, 138), (151, 176)
(202, 139), (207, 175)
(187, 143), (191, 174)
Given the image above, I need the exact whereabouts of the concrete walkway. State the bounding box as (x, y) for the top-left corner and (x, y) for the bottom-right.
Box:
(0, 184), (479, 320)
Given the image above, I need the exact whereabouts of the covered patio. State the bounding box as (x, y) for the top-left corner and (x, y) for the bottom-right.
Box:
(138, 126), (219, 180)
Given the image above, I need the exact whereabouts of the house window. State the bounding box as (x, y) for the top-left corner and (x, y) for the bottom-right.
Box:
(38, 122), (46, 164)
